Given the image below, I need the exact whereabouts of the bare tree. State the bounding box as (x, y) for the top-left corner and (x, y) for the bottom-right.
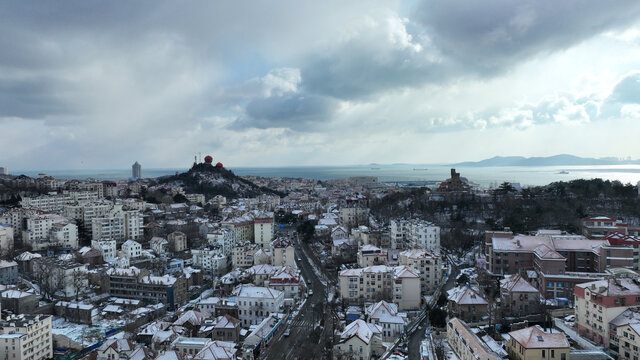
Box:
(431, 334), (446, 360)
(71, 269), (88, 301)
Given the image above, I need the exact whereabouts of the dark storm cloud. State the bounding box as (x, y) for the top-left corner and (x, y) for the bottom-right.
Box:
(414, 0), (640, 73)
(0, 76), (72, 118)
(238, 93), (337, 129)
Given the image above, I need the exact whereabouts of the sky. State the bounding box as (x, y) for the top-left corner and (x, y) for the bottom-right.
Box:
(2, 1), (640, 170)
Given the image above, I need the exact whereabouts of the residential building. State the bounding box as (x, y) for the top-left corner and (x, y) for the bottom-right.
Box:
(575, 278), (640, 346)
(168, 231), (188, 253)
(447, 285), (489, 323)
(96, 338), (137, 360)
(268, 266), (301, 300)
(606, 232), (640, 270)
(365, 300), (407, 341)
(54, 301), (96, 325)
(232, 242), (260, 269)
(507, 325), (570, 360)
(332, 238), (358, 261)
(338, 265), (421, 310)
(193, 341), (237, 360)
(447, 318), (501, 360)
(233, 285), (284, 327)
(390, 219), (440, 251)
(222, 217), (254, 244)
(121, 239), (142, 259)
(23, 214), (78, 250)
(339, 206), (369, 229)
(0, 290), (38, 314)
(20, 191), (99, 212)
(0, 224), (13, 256)
(0, 260), (19, 284)
(91, 238), (117, 261)
(609, 308), (640, 359)
(209, 315), (241, 342)
(206, 228), (234, 256)
(500, 274), (541, 318)
(0, 314), (52, 360)
(33, 258), (88, 298)
(132, 161), (142, 179)
(582, 217), (640, 239)
(399, 249), (442, 295)
(270, 237), (296, 268)
(357, 245), (387, 267)
(106, 267), (188, 310)
(333, 319), (383, 360)
(254, 213), (274, 247)
(192, 247), (228, 276)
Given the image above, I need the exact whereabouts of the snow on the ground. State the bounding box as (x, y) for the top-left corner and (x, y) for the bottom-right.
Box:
(52, 317), (126, 346)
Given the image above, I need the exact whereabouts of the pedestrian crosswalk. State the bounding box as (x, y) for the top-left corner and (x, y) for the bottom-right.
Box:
(289, 317), (315, 328)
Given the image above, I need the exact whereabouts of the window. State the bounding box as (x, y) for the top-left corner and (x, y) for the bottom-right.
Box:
(551, 350), (555, 358)
(542, 350), (546, 358)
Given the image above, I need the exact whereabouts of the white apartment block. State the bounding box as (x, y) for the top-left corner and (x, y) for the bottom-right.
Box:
(207, 228), (234, 256)
(0, 224), (14, 256)
(91, 207), (143, 243)
(185, 193), (206, 205)
(33, 259), (89, 298)
(91, 238), (117, 261)
(271, 237), (296, 268)
(339, 206), (369, 229)
(192, 247), (228, 276)
(390, 219), (440, 251)
(254, 213), (274, 247)
(20, 191), (99, 213)
(338, 265), (421, 311)
(233, 285), (284, 327)
(22, 214), (78, 250)
(222, 217), (254, 244)
(0, 315), (52, 360)
(399, 249), (443, 295)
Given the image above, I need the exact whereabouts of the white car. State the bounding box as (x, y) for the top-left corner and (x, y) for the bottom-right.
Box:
(284, 328), (291, 337)
(308, 289), (313, 296)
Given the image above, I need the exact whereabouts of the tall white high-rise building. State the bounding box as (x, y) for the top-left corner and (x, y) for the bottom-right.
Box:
(132, 161), (141, 179)
(0, 167), (7, 175)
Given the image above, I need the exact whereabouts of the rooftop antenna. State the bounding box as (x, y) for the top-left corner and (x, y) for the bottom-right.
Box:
(198, 152), (202, 163)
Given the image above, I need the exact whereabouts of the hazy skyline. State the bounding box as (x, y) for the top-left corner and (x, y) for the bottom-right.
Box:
(2, 1), (640, 170)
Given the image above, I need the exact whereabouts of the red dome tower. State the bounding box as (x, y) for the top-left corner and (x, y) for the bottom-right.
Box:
(204, 155), (213, 164)
(215, 162), (223, 168)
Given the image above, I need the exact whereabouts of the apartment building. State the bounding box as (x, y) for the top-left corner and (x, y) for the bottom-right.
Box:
(232, 242), (260, 269)
(338, 265), (421, 310)
(609, 308), (640, 360)
(447, 285), (489, 323)
(575, 278), (640, 346)
(0, 260), (19, 284)
(582, 217), (640, 239)
(390, 219), (440, 251)
(23, 214), (78, 250)
(270, 237), (296, 268)
(33, 258), (88, 298)
(0, 224), (13, 256)
(91, 238), (117, 261)
(222, 217), (254, 244)
(233, 285), (284, 327)
(606, 232), (640, 270)
(357, 245), (387, 267)
(0, 315), (52, 360)
(254, 213), (274, 247)
(20, 191), (99, 212)
(339, 206), (369, 229)
(268, 266), (301, 300)
(192, 247), (228, 276)
(168, 231), (188, 253)
(106, 267), (187, 310)
(207, 228), (234, 256)
(447, 318), (501, 360)
(399, 249), (442, 295)
(507, 325), (570, 360)
(500, 274), (541, 318)
(149, 237), (169, 256)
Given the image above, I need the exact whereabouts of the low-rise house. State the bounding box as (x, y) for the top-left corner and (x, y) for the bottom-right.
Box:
(77, 246), (104, 267)
(0, 289), (38, 314)
(365, 300), (407, 341)
(447, 318), (501, 360)
(447, 285), (489, 323)
(333, 319), (383, 360)
(150, 237), (169, 256)
(122, 239), (142, 258)
(193, 340), (237, 360)
(268, 266), (301, 300)
(507, 325), (570, 360)
(233, 285), (284, 327)
(55, 301), (97, 325)
(500, 274), (541, 318)
(332, 238), (357, 261)
(96, 338), (138, 360)
(357, 245), (387, 267)
(172, 337), (211, 357)
(199, 315), (241, 342)
(173, 310), (212, 337)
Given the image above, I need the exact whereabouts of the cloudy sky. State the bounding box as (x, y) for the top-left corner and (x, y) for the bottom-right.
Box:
(3, 1), (640, 170)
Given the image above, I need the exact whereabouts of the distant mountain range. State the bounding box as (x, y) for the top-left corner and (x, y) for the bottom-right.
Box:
(453, 154), (640, 167)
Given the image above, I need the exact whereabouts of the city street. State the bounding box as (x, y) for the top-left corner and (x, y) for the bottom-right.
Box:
(407, 260), (459, 360)
(261, 233), (332, 360)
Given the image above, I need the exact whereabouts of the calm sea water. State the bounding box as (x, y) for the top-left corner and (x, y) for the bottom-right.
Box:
(13, 164), (640, 188)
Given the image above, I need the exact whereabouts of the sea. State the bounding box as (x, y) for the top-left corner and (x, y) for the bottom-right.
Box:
(12, 164), (640, 189)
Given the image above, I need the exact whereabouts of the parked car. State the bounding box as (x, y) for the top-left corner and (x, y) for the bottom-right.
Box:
(284, 328), (291, 337)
